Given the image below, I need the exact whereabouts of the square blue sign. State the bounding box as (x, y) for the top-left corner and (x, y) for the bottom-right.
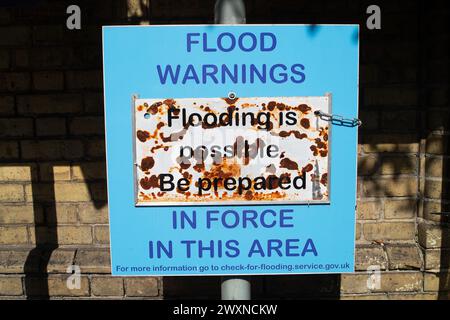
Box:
(102, 25), (359, 276)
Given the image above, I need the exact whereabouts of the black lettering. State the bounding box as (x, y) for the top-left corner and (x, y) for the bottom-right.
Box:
(167, 108), (179, 127)
(266, 144), (279, 158)
(160, 174), (175, 191)
(286, 111), (297, 125)
(178, 178), (190, 192)
(293, 174), (306, 189)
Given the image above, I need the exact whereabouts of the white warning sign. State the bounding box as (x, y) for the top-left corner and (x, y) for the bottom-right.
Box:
(133, 95), (331, 206)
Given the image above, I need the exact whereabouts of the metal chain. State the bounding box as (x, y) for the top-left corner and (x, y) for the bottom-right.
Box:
(314, 110), (362, 127)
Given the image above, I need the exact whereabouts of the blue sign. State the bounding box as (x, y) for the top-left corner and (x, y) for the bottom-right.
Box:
(102, 25), (359, 276)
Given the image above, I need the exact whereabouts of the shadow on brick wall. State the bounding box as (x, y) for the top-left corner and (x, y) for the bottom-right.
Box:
(12, 0), (119, 300)
(23, 166), (57, 299)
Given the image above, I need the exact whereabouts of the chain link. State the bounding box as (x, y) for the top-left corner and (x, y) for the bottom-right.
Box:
(314, 110), (362, 127)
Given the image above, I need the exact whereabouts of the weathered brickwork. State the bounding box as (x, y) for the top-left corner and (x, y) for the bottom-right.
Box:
(0, 0), (448, 299)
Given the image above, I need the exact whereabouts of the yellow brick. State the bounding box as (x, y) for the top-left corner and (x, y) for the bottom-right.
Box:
(423, 249), (444, 270)
(384, 199), (416, 219)
(341, 274), (370, 294)
(47, 204), (78, 224)
(377, 272), (423, 292)
(426, 134), (448, 155)
(39, 163), (71, 181)
(0, 276), (23, 296)
(422, 200), (443, 222)
(0, 165), (34, 181)
(72, 162), (106, 181)
(424, 272), (450, 291)
(0, 184), (24, 202)
(358, 156), (379, 176)
(418, 222), (446, 249)
(57, 226), (92, 245)
(381, 157), (417, 175)
(363, 222), (415, 241)
(34, 276), (89, 297)
(425, 157), (443, 177)
(54, 183), (91, 202)
(78, 203), (108, 224)
(75, 249), (110, 273)
(355, 245), (387, 271)
(362, 178), (418, 197)
(385, 245), (422, 269)
(357, 200), (382, 220)
(355, 223), (361, 241)
(91, 277), (123, 296)
(24, 183), (54, 202)
(0, 205), (42, 224)
(341, 294), (388, 300)
(94, 226), (110, 244)
(46, 249), (76, 273)
(0, 250), (30, 273)
(424, 179), (446, 199)
(0, 226), (28, 245)
(125, 278), (158, 297)
(362, 135), (419, 153)
(28, 226), (57, 245)
(388, 293), (438, 300)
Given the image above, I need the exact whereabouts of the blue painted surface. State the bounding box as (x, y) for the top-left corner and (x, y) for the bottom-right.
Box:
(103, 25), (359, 276)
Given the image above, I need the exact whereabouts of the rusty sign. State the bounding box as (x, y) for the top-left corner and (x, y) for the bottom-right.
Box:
(133, 95), (331, 206)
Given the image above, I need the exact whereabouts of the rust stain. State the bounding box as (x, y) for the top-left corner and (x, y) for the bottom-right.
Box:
(203, 157), (241, 182)
(319, 126), (329, 142)
(222, 97), (239, 105)
(140, 156), (155, 171)
(320, 173), (328, 186)
(150, 144), (170, 153)
(163, 99), (176, 108)
(193, 163), (205, 173)
(300, 118), (310, 129)
(320, 150), (328, 157)
(280, 157), (299, 171)
(276, 130), (308, 140)
(297, 104), (312, 114)
(310, 145), (319, 156)
(147, 101), (162, 115)
(136, 130), (150, 142)
(140, 175), (159, 190)
(302, 163), (314, 173)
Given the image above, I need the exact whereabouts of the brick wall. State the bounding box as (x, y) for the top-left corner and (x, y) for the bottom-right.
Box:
(0, 0), (448, 299)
